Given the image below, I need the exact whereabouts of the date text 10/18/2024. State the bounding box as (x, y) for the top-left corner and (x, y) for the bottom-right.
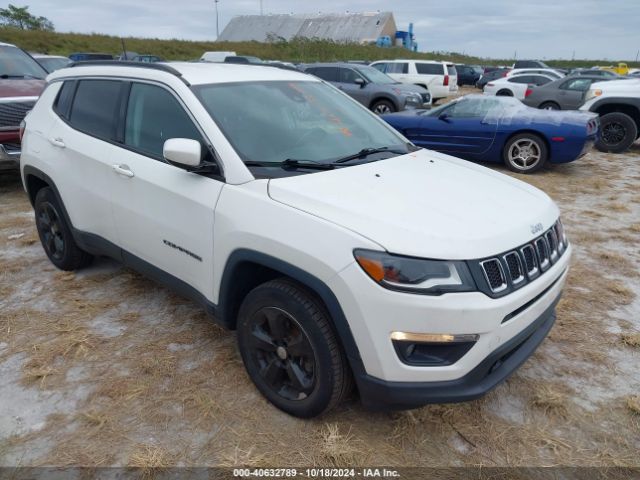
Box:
(233, 468), (401, 478)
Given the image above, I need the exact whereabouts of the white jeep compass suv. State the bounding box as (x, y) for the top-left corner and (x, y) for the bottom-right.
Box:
(20, 61), (571, 418)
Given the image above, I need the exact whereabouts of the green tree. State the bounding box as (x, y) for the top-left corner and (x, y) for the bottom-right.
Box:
(0, 4), (54, 31)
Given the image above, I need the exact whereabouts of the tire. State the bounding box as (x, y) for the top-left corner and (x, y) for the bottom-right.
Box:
(503, 133), (548, 173)
(496, 89), (513, 97)
(34, 187), (93, 270)
(539, 101), (560, 110)
(236, 278), (352, 418)
(370, 99), (395, 115)
(596, 112), (638, 153)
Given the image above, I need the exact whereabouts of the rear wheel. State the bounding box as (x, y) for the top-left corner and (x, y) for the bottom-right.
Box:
(503, 133), (548, 173)
(596, 112), (638, 153)
(34, 187), (92, 270)
(371, 99), (395, 115)
(496, 89), (513, 97)
(237, 279), (352, 418)
(539, 101), (560, 110)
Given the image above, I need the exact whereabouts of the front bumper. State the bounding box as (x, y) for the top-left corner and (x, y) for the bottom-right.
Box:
(0, 143), (21, 170)
(353, 293), (559, 410)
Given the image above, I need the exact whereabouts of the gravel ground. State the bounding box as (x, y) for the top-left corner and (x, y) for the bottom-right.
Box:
(0, 117), (639, 472)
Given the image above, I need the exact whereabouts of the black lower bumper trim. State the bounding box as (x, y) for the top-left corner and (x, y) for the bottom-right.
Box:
(355, 293), (561, 410)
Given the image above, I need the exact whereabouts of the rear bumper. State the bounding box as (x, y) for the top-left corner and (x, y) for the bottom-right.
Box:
(0, 143), (21, 170)
(354, 293), (560, 410)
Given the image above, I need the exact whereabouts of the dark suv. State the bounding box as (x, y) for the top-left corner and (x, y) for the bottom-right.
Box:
(302, 63), (430, 114)
(0, 42), (47, 170)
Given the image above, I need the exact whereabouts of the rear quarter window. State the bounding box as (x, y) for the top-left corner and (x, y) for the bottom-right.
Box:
(415, 63), (444, 75)
(53, 80), (76, 119)
(69, 79), (123, 141)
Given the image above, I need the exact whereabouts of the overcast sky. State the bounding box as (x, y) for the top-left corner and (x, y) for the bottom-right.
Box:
(27, 0), (640, 60)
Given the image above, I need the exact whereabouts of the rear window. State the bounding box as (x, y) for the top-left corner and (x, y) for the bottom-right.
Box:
(447, 65), (457, 76)
(415, 63), (443, 75)
(69, 79), (123, 140)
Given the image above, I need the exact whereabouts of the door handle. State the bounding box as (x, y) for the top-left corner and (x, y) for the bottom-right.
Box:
(49, 137), (65, 148)
(112, 164), (135, 178)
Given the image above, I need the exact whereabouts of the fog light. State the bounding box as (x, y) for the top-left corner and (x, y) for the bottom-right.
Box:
(391, 332), (479, 366)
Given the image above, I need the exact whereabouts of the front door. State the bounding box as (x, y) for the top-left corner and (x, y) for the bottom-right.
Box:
(108, 81), (224, 299)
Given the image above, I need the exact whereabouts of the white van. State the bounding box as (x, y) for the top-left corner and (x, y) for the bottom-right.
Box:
(200, 51), (236, 62)
(370, 60), (458, 103)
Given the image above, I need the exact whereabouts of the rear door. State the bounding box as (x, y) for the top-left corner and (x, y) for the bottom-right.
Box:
(47, 79), (124, 244)
(557, 77), (593, 109)
(108, 81), (224, 297)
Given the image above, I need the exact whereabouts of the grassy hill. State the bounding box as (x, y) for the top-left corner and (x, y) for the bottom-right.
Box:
(1, 27), (637, 68)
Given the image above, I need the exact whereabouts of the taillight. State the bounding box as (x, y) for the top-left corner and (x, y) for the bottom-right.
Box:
(502, 70), (509, 77)
(525, 87), (534, 97)
(19, 119), (26, 141)
(443, 75), (449, 86)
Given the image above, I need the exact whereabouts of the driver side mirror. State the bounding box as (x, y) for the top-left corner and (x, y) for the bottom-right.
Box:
(163, 138), (201, 168)
(354, 77), (366, 88)
(438, 113), (452, 123)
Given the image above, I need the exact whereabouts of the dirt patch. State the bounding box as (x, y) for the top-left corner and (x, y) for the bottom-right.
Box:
(0, 142), (639, 469)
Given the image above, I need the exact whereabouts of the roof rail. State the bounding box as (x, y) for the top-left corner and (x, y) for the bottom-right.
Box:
(68, 60), (190, 85)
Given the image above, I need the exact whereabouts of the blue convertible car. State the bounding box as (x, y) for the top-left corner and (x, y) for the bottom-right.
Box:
(382, 95), (599, 173)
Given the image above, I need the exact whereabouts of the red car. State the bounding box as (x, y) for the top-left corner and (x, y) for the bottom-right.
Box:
(0, 42), (47, 170)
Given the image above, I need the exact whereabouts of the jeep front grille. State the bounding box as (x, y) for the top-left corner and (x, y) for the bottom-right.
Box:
(0, 101), (36, 129)
(477, 220), (568, 297)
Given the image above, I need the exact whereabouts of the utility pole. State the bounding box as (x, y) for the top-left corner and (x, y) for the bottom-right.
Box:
(260, 0), (263, 15)
(636, 49), (639, 62)
(215, 0), (220, 38)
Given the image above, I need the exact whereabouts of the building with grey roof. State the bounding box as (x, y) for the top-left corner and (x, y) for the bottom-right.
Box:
(218, 12), (397, 44)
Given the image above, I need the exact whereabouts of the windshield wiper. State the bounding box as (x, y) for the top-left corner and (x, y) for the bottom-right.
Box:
(244, 159), (335, 170)
(331, 146), (409, 164)
(0, 74), (44, 80)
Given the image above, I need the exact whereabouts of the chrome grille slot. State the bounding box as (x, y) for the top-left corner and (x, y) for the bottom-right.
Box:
(535, 237), (550, 271)
(520, 244), (538, 278)
(546, 229), (558, 262)
(480, 259), (507, 293)
(504, 252), (525, 285)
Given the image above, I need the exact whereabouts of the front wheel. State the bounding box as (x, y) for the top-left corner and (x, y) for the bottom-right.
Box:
(596, 112), (638, 153)
(503, 133), (548, 173)
(371, 99), (395, 115)
(236, 279), (352, 418)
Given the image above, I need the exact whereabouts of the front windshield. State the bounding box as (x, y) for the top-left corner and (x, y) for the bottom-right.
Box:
(0, 46), (47, 79)
(193, 80), (409, 165)
(355, 66), (397, 84)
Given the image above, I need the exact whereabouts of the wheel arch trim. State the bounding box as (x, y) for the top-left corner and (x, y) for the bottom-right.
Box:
(218, 249), (363, 365)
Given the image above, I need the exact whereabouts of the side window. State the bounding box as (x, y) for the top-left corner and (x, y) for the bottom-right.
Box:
(386, 63), (408, 74)
(53, 80), (76, 119)
(124, 83), (210, 161)
(339, 68), (361, 83)
(533, 76), (552, 86)
(69, 79), (123, 140)
(562, 78), (591, 91)
(416, 63), (443, 75)
(509, 76), (532, 84)
(309, 67), (338, 82)
(371, 63), (387, 73)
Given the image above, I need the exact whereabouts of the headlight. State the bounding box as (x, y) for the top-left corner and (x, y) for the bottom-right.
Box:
(585, 89), (602, 102)
(354, 249), (476, 295)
